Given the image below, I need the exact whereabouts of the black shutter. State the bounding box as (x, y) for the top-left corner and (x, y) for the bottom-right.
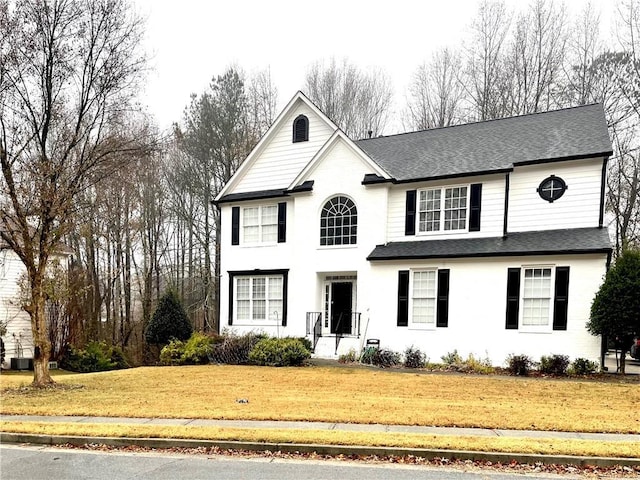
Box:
(505, 268), (521, 329)
(405, 190), (416, 236)
(277, 202), (287, 243)
(231, 207), (240, 246)
(281, 273), (288, 326)
(553, 266), (570, 330)
(397, 270), (409, 327)
(469, 183), (482, 232)
(228, 275), (234, 325)
(436, 269), (450, 327)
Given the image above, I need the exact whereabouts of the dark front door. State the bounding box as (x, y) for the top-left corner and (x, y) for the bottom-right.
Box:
(331, 282), (352, 334)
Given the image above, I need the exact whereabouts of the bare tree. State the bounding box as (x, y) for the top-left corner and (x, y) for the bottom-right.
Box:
(462, 0), (511, 120)
(405, 48), (465, 130)
(305, 57), (393, 139)
(247, 68), (278, 140)
(0, 0), (147, 385)
(563, 2), (603, 105)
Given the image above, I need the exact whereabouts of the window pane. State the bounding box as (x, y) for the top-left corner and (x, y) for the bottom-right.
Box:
(418, 189), (440, 232)
(443, 187), (467, 231)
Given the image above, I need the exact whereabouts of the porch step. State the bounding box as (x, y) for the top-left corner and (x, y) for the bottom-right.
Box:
(311, 336), (361, 359)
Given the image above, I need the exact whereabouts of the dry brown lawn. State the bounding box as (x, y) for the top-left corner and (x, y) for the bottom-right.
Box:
(2, 365), (638, 434)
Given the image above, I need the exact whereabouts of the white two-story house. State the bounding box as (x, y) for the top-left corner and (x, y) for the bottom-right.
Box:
(214, 91), (613, 365)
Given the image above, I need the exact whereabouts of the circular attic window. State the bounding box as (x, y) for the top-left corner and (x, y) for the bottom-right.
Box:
(537, 175), (567, 203)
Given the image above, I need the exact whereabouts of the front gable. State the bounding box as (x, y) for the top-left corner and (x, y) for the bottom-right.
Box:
(217, 92), (337, 198)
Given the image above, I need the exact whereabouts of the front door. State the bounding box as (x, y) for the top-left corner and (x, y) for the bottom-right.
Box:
(330, 282), (352, 334)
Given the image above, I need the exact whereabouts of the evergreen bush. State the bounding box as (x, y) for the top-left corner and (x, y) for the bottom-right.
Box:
(569, 357), (599, 375)
(61, 341), (129, 372)
(145, 290), (192, 346)
(248, 337), (310, 366)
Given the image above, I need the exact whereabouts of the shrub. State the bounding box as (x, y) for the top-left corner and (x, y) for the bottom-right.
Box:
(159, 339), (186, 366)
(403, 346), (426, 368)
(460, 353), (495, 374)
(209, 332), (266, 365)
(569, 357), (599, 375)
(61, 341), (129, 373)
(145, 290), (192, 346)
(441, 350), (462, 366)
(539, 354), (570, 376)
(182, 332), (215, 365)
(506, 354), (534, 376)
(360, 347), (400, 368)
(338, 349), (357, 363)
(248, 337), (310, 366)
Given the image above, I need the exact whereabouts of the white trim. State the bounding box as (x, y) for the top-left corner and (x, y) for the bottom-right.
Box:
(215, 92), (340, 201)
(288, 130), (390, 190)
(232, 274), (284, 325)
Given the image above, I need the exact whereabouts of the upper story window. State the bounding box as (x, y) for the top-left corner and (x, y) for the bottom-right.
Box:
(243, 205), (277, 244)
(320, 196), (357, 246)
(293, 115), (309, 143)
(537, 175), (567, 203)
(418, 186), (468, 233)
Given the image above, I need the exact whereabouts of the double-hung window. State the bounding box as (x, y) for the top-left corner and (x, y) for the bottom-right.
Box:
(410, 270), (437, 327)
(505, 265), (570, 331)
(243, 205), (277, 244)
(522, 267), (552, 328)
(418, 186), (468, 233)
(235, 275), (284, 323)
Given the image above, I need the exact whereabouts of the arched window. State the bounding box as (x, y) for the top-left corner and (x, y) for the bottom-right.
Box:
(293, 115), (309, 143)
(320, 196), (357, 246)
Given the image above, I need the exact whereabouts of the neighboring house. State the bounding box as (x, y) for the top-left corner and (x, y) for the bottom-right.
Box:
(0, 240), (72, 369)
(214, 91), (613, 365)
(0, 244), (33, 367)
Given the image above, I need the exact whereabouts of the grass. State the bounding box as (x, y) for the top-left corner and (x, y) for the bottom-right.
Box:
(1, 365), (639, 434)
(1, 365), (639, 459)
(2, 421), (639, 459)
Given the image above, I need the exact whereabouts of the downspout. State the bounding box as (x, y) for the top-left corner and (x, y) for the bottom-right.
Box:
(503, 173), (510, 237)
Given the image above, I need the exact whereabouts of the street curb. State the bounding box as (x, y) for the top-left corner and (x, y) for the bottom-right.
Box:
(2, 432), (639, 468)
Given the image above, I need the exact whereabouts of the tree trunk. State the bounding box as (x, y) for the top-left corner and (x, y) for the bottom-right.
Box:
(28, 276), (54, 386)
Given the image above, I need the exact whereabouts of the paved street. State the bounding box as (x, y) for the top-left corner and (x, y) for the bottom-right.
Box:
(0, 444), (581, 480)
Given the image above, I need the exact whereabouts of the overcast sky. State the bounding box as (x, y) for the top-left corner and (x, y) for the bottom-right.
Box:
(133, 0), (617, 132)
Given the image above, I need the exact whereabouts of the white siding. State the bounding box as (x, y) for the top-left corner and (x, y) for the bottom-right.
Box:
(232, 103), (335, 194)
(508, 158), (604, 232)
(365, 254), (607, 365)
(386, 174), (506, 242)
(0, 250), (33, 363)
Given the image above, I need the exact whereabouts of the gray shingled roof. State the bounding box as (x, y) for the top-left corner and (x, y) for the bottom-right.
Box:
(367, 227), (612, 261)
(356, 104), (612, 181)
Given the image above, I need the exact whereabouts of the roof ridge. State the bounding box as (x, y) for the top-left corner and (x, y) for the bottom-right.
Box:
(357, 103), (603, 142)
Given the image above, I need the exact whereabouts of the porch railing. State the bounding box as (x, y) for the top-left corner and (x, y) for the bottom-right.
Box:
(334, 312), (361, 354)
(306, 312), (322, 352)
